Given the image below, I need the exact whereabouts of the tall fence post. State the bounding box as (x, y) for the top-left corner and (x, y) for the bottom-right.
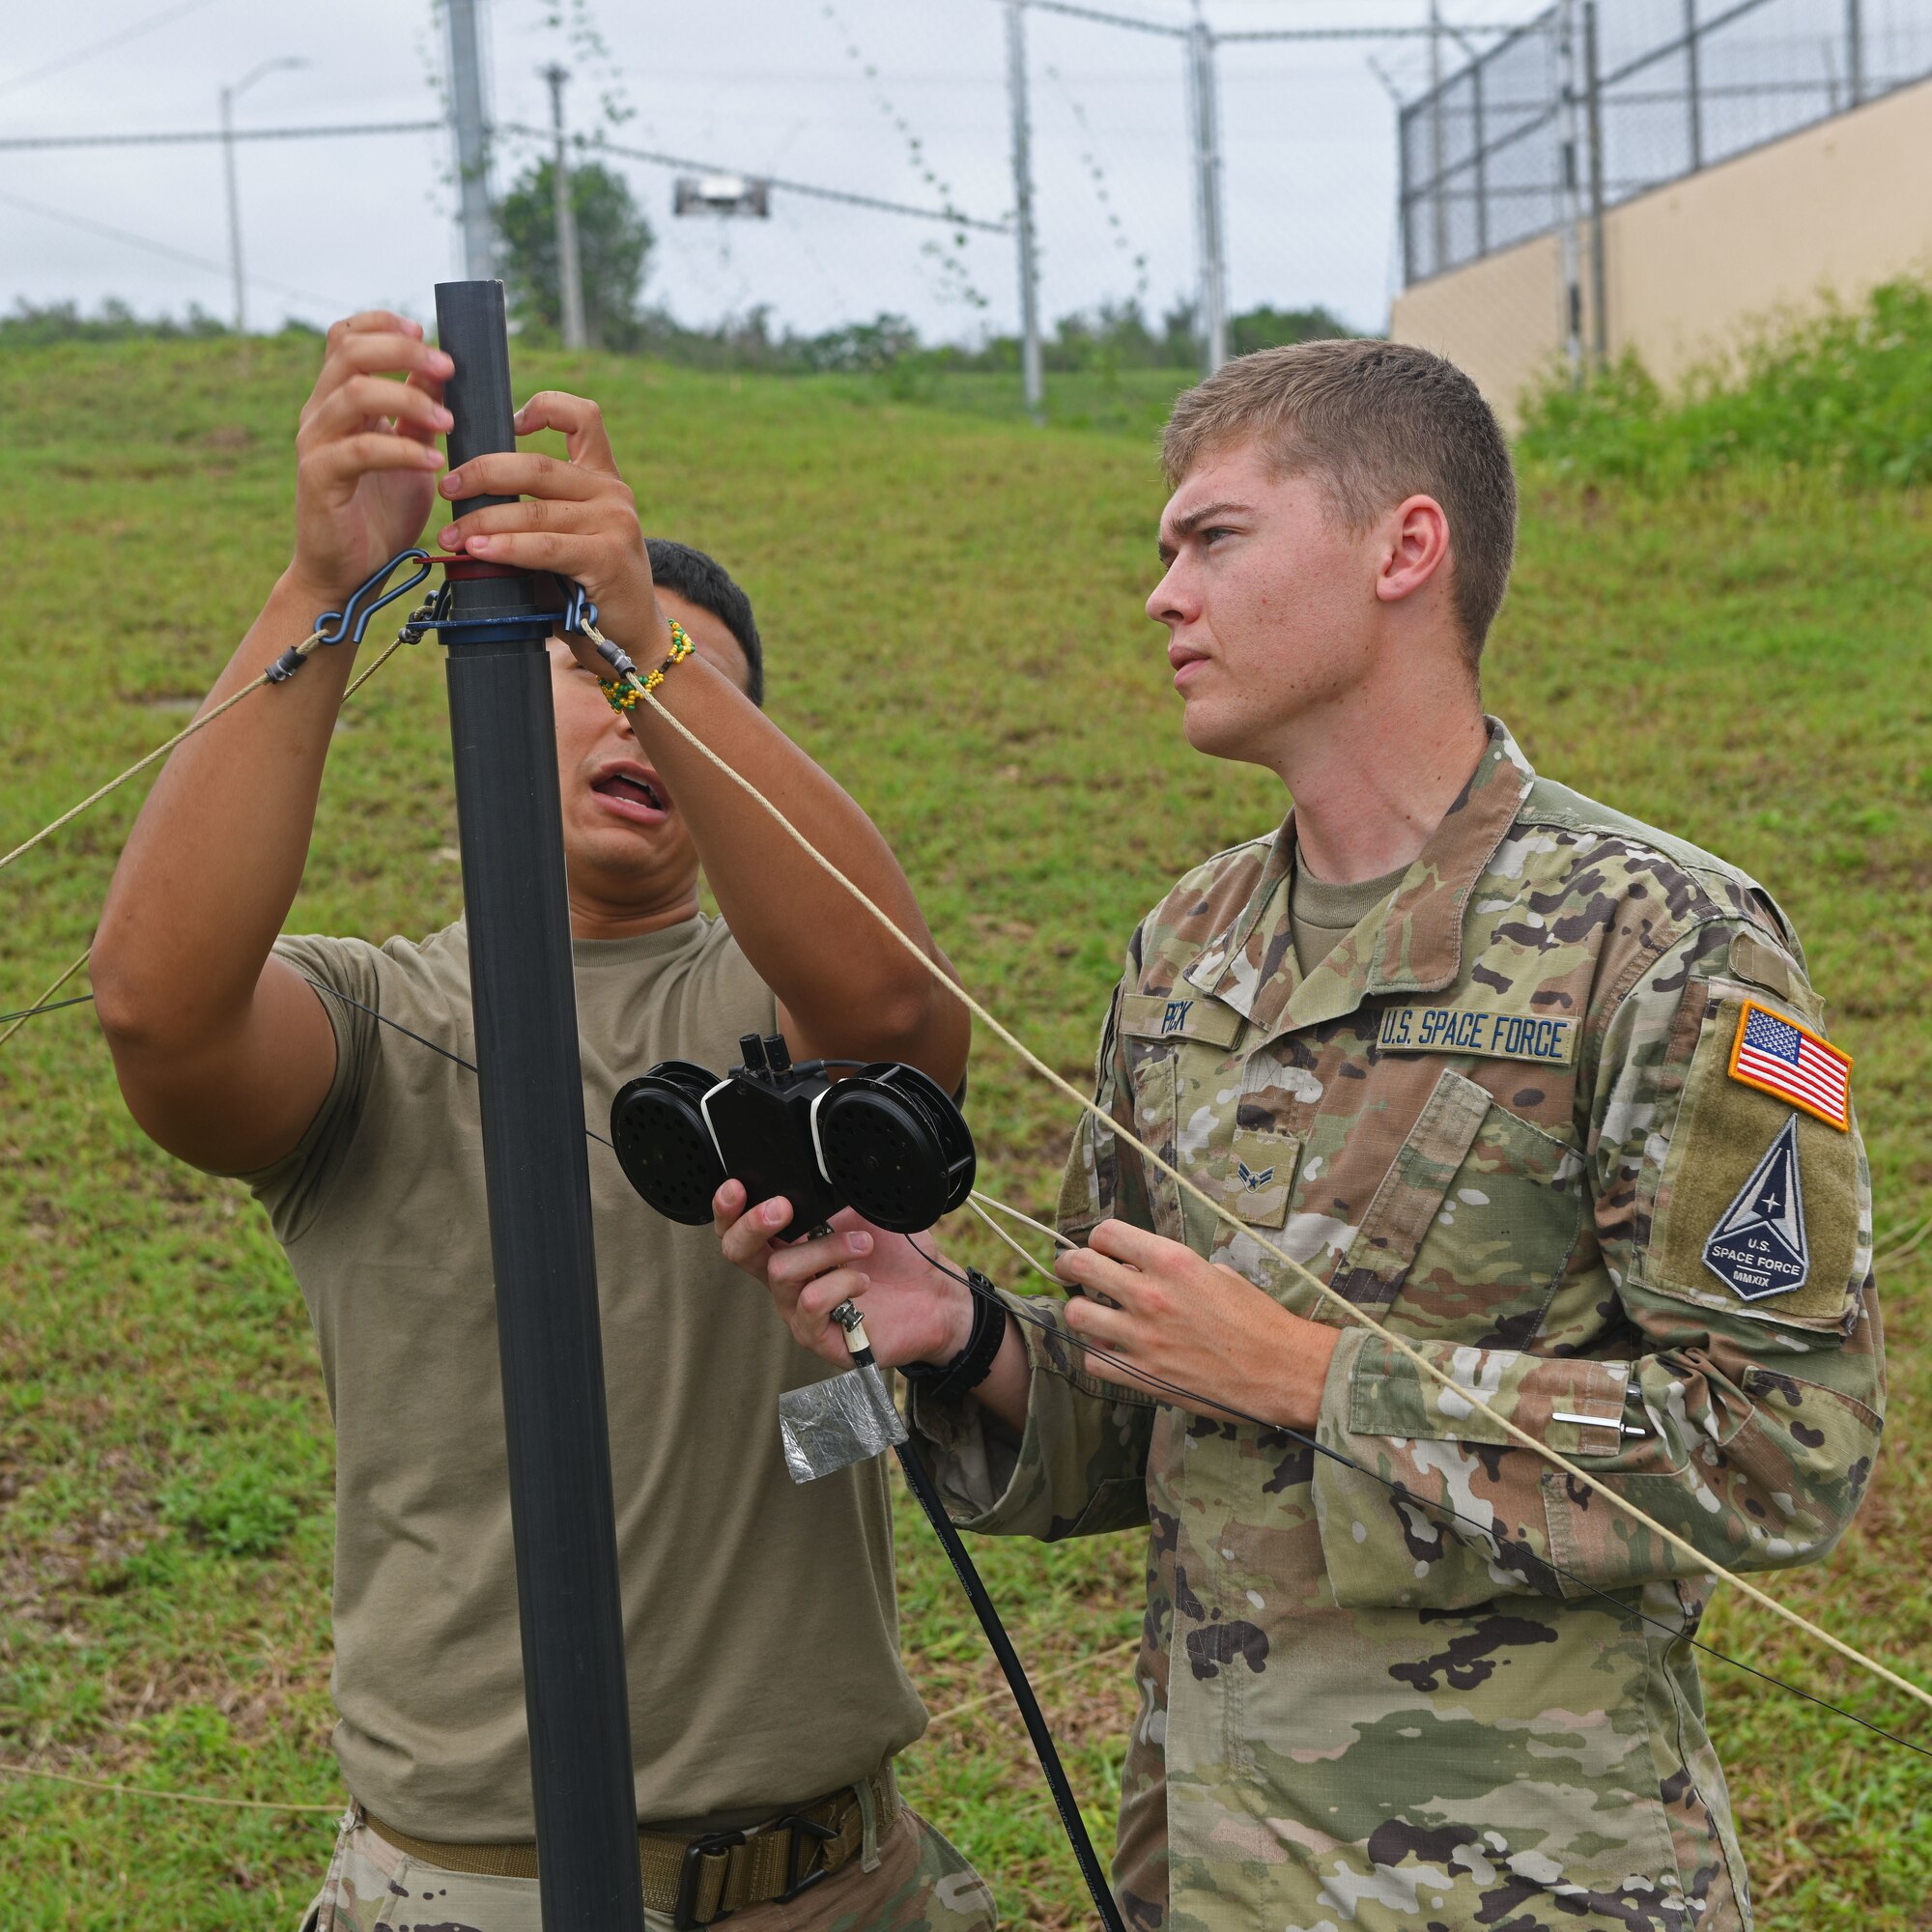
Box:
(434, 278), (645, 1932)
(1471, 55), (1490, 262)
(1005, 0), (1044, 423)
(1583, 0), (1608, 367)
(1555, 0), (1586, 384)
(1428, 0), (1449, 276)
(1847, 0), (1866, 105)
(1685, 0), (1704, 170)
(1397, 99), (1416, 289)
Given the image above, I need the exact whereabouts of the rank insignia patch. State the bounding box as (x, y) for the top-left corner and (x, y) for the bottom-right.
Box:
(1704, 1117), (1809, 1301)
(1728, 998), (1852, 1130)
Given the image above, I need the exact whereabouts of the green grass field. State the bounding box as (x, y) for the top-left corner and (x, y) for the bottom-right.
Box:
(1, 336), (1928, 1929)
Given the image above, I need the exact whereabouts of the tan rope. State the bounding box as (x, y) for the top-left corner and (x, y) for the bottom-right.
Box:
(594, 628), (1932, 1723)
(0, 1759), (338, 1815)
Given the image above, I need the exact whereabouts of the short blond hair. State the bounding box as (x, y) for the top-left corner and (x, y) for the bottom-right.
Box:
(1162, 339), (1517, 662)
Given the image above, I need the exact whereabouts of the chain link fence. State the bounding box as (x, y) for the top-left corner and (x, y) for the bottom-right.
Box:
(1400, 0), (1932, 292)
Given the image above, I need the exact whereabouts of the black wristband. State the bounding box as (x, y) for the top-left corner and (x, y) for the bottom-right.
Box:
(901, 1270), (1008, 1405)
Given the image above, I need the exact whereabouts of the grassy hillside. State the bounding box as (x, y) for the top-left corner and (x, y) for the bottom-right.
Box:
(1, 336), (1928, 1929)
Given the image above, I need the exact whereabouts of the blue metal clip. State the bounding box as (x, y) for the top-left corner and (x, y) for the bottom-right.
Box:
(266, 549), (437, 684)
(315, 550), (437, 647)
(269, 551), (600, 682)
(400, 570), (599, 645)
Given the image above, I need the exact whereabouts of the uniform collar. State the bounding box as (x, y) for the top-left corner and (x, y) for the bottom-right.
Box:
(1182, 718), (1535, 1033)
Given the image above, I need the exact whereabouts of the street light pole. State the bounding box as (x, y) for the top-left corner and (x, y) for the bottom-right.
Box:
(219, 55), (306, 335)
(542, 64), (589, 350)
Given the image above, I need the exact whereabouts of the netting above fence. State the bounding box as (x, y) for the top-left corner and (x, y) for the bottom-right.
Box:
(1401, 0), (1932, 287)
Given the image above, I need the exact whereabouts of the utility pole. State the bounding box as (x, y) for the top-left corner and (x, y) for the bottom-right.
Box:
(219, 55), (305, 335)
(1186, 4), (1229, 375)
(1428, 0), (1448, 276)
(542, 64), (589, 350)
(1005, 1), (1044, 422)
(445, 0), (497, 279)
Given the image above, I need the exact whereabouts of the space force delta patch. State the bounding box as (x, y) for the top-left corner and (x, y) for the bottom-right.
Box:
(1704, 1117), (1809, 1299)
(1377, 1005), (1578, 1065)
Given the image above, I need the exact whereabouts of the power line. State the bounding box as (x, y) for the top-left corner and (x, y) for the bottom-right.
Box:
(0, 120), (443, 154)
(0, 188), (352, 312)
(0, 118), (1004, 234)
(533, 130), (1011, 234)
(1016, 0), (1187, 39)
(996, 0), (1523, 41)
(0, 0), (216, 101)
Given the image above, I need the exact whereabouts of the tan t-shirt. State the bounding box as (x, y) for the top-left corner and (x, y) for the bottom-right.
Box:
(253, 915), (925, 1840)
(1288, 849), (1409, 976)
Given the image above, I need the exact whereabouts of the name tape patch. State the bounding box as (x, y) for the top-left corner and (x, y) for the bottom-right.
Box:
(1377, 1005), (1578, 1065)
(1728, 998), (1852, 1131)
(1120, 992), (1243, 1049)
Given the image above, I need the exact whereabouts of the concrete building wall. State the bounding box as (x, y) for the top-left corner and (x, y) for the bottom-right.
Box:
(1390, 73), (1932, 425)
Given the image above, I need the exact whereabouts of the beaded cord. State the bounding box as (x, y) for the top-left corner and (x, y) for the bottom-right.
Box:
(600, 619), (694, 713)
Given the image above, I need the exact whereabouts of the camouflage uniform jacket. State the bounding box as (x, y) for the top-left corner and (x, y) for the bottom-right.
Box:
(913, 721), (1883, 1932)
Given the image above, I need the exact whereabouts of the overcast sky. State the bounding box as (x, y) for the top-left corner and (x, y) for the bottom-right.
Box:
(0, 0), (1536, 343)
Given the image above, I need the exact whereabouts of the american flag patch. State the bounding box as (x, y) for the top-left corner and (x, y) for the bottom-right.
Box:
(1728, 1000), (1852, 1131)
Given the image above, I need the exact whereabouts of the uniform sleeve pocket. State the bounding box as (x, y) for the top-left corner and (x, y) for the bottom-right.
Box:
(1639, 993), (1864, 1333)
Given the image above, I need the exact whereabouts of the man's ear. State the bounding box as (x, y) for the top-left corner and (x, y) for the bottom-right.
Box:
(1375, 495), (1452, 608)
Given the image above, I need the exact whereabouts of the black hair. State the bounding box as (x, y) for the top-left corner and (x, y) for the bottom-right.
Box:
(645, 538), (765, 707)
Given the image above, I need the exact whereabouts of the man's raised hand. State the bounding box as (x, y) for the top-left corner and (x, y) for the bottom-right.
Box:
(435, 388), (664, 669)
(292, 311), (450, 603)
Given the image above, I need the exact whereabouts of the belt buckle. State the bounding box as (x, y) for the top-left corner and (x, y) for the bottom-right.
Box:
(775, 1813), (840, 1904)
(673, 1826), (752, 1930)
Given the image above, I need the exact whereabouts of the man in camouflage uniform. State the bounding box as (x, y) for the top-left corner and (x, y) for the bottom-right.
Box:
(716, 340), (1882, 1932)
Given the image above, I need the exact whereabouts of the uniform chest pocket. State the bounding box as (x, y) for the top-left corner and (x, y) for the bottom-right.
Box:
(1122, 1045), (1186, 1241)
(1331, 1068), (1582, 1345)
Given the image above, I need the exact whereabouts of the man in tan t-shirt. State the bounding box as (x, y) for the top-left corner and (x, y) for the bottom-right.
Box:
(91, 310), (991, 1931)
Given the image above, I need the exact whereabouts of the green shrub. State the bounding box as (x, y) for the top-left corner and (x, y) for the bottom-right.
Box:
(1518, 277), (1932, 489)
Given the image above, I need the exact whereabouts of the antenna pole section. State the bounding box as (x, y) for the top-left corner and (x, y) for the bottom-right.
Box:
(435, 278), (644, 1932)
(1005, 0), (1045, 421)
(445, 0), (497, 277)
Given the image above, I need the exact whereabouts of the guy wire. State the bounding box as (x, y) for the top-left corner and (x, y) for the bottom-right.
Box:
(0, 951), (95, 1049)
(587, 621), (1932, 1727)
(0, 628), (412, 883)
(0, 632), (414, 1052)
